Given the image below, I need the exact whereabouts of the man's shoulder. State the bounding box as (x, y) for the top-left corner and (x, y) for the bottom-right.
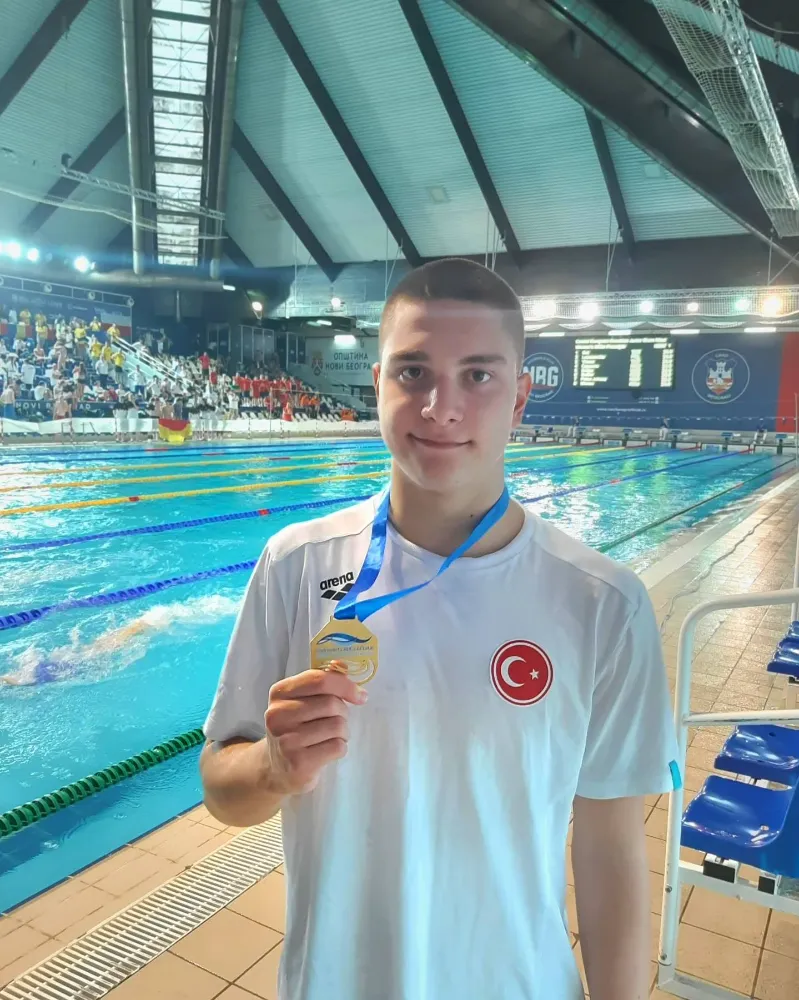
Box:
(530, 513), (644, 614)
(266, 496), (377, 565)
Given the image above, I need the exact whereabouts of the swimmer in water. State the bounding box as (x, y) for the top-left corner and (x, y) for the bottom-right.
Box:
(0, 619), (152, 687)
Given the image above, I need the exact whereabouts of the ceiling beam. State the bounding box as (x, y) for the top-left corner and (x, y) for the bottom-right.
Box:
(18, 110), (126, 236)
(447, 0), (799, 264)
(224, 235), (252, 269)
(256, 0), (422, 267)
(584, 110), (635, 260)
(397, 0), (523, 267)
(232, 124), (342, 282)
(738, 2), (799, 36)
(0, 0), (91, 117)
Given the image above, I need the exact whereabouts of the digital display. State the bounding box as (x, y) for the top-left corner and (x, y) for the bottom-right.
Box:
(573, 335), (676, 390)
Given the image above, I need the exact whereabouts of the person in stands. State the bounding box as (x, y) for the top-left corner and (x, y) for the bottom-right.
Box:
(200, 258), (679, 1000)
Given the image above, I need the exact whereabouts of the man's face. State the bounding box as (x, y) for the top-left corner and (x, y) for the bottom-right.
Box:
(374, 298), (531, 495)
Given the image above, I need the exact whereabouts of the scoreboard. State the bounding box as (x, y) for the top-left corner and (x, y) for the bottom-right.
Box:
(573, 335), (676, 391)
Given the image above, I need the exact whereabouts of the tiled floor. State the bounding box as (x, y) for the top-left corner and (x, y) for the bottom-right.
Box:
(3, 477), (799, 998)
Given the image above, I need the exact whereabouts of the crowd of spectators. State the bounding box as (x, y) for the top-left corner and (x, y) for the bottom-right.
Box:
(0, 303), (363, 438)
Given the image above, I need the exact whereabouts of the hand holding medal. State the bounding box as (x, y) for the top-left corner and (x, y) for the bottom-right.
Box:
(264, 667), (368, 794)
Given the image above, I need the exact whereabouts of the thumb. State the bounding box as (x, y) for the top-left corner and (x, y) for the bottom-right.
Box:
(326, 661), (369, 704)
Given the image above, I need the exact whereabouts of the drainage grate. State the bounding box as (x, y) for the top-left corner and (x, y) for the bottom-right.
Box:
(1, 817), (283, 1000)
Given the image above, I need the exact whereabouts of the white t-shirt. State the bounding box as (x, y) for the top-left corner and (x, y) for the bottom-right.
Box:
(205, 499), (679, 1000)
(21, 362), (35, 385)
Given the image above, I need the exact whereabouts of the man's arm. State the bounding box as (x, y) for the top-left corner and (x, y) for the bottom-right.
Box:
(201, 667), (367, 828)
(571, 794), (651, 1000)
(200, 737), (284, 828)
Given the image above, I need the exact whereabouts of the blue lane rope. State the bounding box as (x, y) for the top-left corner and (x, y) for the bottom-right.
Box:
(519, 448), (748, 504)
(0, 452), (772, 634)
(0, 494), (378, 553)
(0, 439), (387, 465)
(0, 561), (257, 631)
(0, 447), (686, 554)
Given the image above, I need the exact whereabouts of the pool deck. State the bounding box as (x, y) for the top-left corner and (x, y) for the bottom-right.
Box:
(2, 471), (799, 999)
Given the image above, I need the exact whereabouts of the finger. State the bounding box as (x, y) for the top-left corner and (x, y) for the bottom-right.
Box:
(272, 668), (367, 705)
(266, 694), (347, 736)
(278, 715), (348, 752)
(293, 737), (348, 778)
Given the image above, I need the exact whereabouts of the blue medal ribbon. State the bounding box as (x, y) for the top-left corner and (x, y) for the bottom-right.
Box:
(334, 486), (511, 622)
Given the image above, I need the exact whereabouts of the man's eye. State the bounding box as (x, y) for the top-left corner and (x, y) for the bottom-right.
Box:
(469, 370), (492, 384)
(399, 366), (424, 381)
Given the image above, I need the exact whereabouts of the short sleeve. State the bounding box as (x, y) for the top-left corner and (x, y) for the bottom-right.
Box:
(203, 543), (290, 744)
(576, 581), (680, 799)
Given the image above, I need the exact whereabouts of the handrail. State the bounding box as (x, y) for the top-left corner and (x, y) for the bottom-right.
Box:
(658, 588), (799, 998)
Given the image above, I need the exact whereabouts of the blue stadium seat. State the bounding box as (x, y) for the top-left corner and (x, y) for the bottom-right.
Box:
(769, 648), (799, 675)
(714, 725), (799, 786)
(681, 776), (799, 877)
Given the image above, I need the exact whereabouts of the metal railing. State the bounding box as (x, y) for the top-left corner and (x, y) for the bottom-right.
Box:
(658, 588), (799, 999)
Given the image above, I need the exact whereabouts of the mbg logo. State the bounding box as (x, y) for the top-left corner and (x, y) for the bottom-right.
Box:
(691, 349), (750, 405)
(522, 352), (563, 402)
(319, 571), (354, 601)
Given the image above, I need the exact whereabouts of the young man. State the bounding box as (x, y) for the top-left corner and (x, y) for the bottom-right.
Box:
(201, 259), (679, 1000)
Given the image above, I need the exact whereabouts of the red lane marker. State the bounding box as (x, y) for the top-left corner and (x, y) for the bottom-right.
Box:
(128, 495), (141, 502)
(609, 478), (621, 484)
(257, 508), (271, 516)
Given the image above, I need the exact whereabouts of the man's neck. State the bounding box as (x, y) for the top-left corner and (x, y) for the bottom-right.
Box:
(387, 463), (525, 558)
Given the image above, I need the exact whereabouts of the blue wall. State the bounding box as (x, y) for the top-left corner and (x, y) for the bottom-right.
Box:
(522, 333), (784, 430)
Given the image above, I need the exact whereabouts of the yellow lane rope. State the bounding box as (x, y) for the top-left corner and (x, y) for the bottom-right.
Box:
(0, 445), (614, 495)
(0, 446), (621, 516)
(0, 470), (390, 517)
(0, 458), (391, 494)
(0, 443), (568, 479)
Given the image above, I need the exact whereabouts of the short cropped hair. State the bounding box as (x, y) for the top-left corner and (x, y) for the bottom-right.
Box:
(379, 258), (524, 359)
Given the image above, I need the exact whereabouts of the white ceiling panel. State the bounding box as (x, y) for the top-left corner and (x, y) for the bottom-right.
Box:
(605, 131), (747, 240)
(235, 0), (400, 265)
(0, 0), (63, 80)
(0, 0), (124, 236)
(225, 150), (314, 268)
(279, 0), (489, 258)
(36, 139), (130, 252)
(420, 0), (616, 250)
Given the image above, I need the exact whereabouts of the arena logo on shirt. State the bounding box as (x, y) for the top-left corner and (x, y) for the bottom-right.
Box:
(319, 572), (355, 601)
(490, 640), (554, 705)
(690, 349), (750, 404)
(521, 352), (563, 403)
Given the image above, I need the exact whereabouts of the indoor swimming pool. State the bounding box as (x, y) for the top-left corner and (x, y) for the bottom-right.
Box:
(0, 437), (792, 912)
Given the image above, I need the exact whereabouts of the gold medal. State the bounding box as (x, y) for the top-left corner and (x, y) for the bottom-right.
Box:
(310, 616), (379, 685)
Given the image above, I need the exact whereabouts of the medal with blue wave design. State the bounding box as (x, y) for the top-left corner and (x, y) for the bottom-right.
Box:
(310, 485), (511, 685)
(310, 616), (378, 685)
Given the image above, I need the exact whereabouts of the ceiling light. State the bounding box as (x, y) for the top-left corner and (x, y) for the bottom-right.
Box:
(73, 255), (91, 273)
(532, 299), (557, 319)
(686, 301), (699, 313)
(330, 296), (343, 310)
(251, 300), (263, 315)
(334, 334), (357, 348)
(761, 294), (782, 317)
(25, 247), (40, 262)
(7, 241), (21, 260)
(578, 301), (599, 320)
(426, 185), (449, 204)
(744, 326), (776, 333)
(734, 297), (751, 312)
(538, 331), (565, 338)
(608, 329), (632, 336)
(639, 299), (654, 314)
(222, 283), (236, 291)
(673, 328), (700, 334)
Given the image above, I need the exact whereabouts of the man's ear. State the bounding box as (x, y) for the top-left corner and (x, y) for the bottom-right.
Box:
(512, 371), (532, 427)
(372, 361), (381, 401)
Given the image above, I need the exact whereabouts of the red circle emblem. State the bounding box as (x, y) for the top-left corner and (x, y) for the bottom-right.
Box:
(490, 640), (553, 705)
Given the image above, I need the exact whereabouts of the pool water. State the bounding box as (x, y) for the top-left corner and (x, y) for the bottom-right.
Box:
(0, 438), (791, 911)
